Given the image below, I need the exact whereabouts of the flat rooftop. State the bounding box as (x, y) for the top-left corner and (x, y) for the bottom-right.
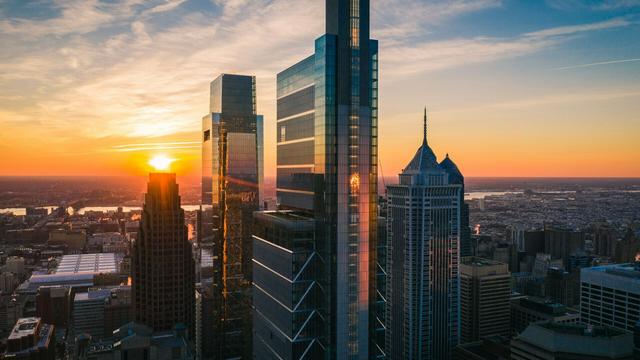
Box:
(55, 253), (118, 274)
(8, 317), (40, 340)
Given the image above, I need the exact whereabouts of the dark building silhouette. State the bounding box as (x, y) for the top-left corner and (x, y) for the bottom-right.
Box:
(201, 73), (262, 359)
(35, 285), (70, 328)
(544, 226), (585, 266)
(132, 173), (195, 336)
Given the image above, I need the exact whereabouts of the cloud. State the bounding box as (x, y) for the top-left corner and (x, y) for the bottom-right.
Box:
(554, 57), (640, 70)
(382, 17), (634, 77)
(546, 0), (640, 11)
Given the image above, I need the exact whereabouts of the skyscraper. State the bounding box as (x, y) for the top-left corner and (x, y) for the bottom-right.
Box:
(386, 112), (462, 359)
(132, 173), (195, 335)
(202, 73), (262, 358)
(253, 0), (380, 358)
(460, 257), (511, 343)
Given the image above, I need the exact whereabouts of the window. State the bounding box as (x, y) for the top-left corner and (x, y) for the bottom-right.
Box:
(204, 129), (211, 141)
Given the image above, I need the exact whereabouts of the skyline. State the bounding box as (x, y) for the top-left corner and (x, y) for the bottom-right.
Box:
(1, 0), (640, 178)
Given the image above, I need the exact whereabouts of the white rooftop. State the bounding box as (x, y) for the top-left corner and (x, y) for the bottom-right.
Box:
(55, 253), (118, 274)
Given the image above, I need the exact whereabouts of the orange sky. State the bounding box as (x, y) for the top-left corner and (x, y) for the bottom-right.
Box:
(1, 0), (639, 178)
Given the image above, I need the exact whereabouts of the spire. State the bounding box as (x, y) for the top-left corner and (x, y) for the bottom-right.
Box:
(423, 107), (427, 145)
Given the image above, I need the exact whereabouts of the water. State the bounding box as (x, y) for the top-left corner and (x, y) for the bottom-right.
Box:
(464, 191), (521, 200)
(0, 205), (202, 216)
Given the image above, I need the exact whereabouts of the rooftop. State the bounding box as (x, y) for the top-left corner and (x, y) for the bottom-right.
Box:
(55, 253), (119, 274)
(8, 317), (40, 340)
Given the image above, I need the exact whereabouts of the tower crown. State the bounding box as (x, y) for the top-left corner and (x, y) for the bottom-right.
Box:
(403, 108), (439, 174)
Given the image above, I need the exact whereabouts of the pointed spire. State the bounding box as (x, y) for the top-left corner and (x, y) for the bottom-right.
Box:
(423, 107), (427, 145)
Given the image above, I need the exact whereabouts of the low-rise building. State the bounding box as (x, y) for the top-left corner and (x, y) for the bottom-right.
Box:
(511, 322), (633, 360)
(4, 317), (55, 360)
(511, 296), (580, 335)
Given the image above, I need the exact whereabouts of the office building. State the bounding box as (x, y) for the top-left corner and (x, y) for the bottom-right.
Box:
(615, 230), (640, 263)
(253, 0), (381, 358)
(80, 322), (193, 360)
(252, 211), (319, 359)
(453, 336), (511, 360)
(132, 173), (195, 335)
(581, 263), (640, 332)
(36, 285), (71, 328)
(5, 256), (25, 275)
(0, 272), (18, 294)
(195, 282), (216, 360)
(511, 297), (580, 335)
(201, 73), (262, 358)
(4, 317), (55, 360)
(511, 322), (633, 360)
(48, 229), (87, 251)
(386, 113), (462, 359)
(545, 267), (579, 307)
(73, 288), (112, 339)
(460, 258), (511, 343)
(544, 226), (585, 267)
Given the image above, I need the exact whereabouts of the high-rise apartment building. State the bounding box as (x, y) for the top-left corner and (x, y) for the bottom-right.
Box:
(252, 0), (381, 359)
(460, 257), (511, 343)
(132, 173), (195, 335)
(581, 263), (640, 332)
(201, 73), (262, 358)
(386, 114), (463, 359)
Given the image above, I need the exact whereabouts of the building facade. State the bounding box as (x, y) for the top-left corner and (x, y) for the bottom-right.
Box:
(253, 0), (381, 359)
(460, 258), (511, 343)
(252, 211), (319, 359)
(581, 263), (640, 332)
(511, 322), (633, 360)
(386, 113), (462, 359)
(132, 173), (195, 335)
(201, 73), (262, 359)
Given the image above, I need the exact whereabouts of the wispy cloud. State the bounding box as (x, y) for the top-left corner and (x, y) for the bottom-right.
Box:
(546, 0), (640, 11)
(112, 141), (200, 152)
(554, 58), (640, 70)
(382, 17), (634, 77)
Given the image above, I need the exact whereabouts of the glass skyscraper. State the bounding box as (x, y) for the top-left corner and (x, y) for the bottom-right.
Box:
(385, 112), (463, 360)
(253, 0), (381, 359)
(201, 73), (263, 359)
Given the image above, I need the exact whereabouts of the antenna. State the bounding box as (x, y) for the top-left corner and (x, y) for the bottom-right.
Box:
(423, 107), (427, 144)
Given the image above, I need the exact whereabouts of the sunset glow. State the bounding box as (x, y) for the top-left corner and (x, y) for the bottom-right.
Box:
(148, 155), (175, 172)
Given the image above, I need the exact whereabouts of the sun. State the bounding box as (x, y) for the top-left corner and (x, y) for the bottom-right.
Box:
(148, 155), (175, 172)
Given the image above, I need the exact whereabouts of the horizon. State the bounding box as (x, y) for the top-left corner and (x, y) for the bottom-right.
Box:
(1, 0), (639, 178)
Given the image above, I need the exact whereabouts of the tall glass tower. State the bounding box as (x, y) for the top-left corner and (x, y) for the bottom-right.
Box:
(385, 112), (462, 360)
(202, 73), (263, 359)
(254, 0), (380, 359)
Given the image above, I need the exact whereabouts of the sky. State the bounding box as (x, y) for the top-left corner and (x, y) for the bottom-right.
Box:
(0, 0), (639, 178)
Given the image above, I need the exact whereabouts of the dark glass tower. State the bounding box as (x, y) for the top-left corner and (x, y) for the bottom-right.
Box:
(132, 173), (195, 335)
(254, 1), (380, 359)
(202, 74), (263, 359)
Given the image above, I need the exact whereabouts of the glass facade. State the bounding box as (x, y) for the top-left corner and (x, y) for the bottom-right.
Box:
(201, 73), (262, 359)
(252, 211), (321, 359)
(257, 1), (380, 359)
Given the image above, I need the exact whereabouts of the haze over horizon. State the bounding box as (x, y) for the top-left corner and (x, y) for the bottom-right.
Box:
(1, 0), (639, 178)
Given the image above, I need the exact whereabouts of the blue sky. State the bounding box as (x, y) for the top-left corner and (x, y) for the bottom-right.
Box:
(0, 0), (639, 176)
